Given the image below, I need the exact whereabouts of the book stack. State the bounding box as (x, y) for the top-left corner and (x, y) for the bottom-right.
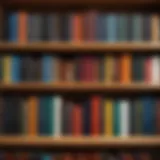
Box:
(0, 150), (159, 159)
(0, 54), (160, 84)
(3, 11), (158, 42)
(0, 95), (159, 136)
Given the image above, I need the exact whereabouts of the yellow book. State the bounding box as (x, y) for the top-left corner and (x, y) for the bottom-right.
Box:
(104, 55), (114, 83)
(3, 56), (11, 83)
(104, 99), (113, 136)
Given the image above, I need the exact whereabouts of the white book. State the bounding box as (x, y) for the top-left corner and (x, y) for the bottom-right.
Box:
(120, 100), (130, 137)
(151, 55), (160, 85)
(52, 95), (63, 137)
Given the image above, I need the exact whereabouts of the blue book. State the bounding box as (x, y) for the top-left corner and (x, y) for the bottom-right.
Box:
(42, 55), (52, 82)
(96, 13), (106, 41)
(143, 97), (155, 135)
(8, 13), (20, 82)
(83, 100), (90, 135)
(38, 96), (53, 135)
(8, 12), (18, 42)
(11, 55), (21, 82)
(106, 13), (117, 42)
(41, 154), (51, 160)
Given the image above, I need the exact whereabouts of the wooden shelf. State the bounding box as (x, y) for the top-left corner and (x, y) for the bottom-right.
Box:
(0, 136), (159, 148)
(0, 83), (159, 93)
(0, 42), (160, 52)
(1, 0), (160, 11)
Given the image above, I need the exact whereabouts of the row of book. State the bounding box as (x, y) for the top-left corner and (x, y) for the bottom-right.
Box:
(3, 11), (159, 42)
(0, 151), (159, 160)
(0, 54), (160, 83)
(0, 95), (159, 136)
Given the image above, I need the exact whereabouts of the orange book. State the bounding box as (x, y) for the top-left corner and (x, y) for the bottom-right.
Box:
(28, 96), (38, 135)
(17, 152), (28, 160)
(120, 54), (132, 83)
(63, 153), (74, 160)
(72, 104), (82, 135)
(18, 11), (27, 42)
(91, 96), (101, 135)
(72, 13), (83, 41)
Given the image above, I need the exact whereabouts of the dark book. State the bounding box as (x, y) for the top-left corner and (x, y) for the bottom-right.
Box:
(142, 15), (151, 41)
(59, 14), (71, 41)
(143, 97), (156, 135)
(96, 13), (106, 41)
(0, 8), (4, 40)
(47, 13), (60, 41)
(132, 55), (145, 82)
(62, 100), (73, 135)
(28, 13), (43, 41)
(20, 56), (34, 81)
(83, 99), (91, 135)
(32, 56), (42, 81)
(3, 96), (23, 134)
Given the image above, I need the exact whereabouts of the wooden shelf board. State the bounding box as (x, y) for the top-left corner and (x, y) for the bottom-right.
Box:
(2, 0), (160, 11)
(0, 136), (159, 148)
(0, 42), (160, 52)
(0, 83), (159, 92)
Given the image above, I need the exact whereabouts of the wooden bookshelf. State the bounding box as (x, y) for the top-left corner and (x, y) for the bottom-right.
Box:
(2, 0), (160, 11)
(0, 83), (159, 92)
(0, 42), (160, 52)
(0, 136), (159, 148)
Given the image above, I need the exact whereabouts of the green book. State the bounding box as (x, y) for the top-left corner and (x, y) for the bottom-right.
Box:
(132, 55), (145, 82)
(113, 100), (120, 136)
(132, 14), (143, 41)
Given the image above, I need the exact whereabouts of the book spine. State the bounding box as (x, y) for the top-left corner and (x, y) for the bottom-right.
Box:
(132, 14), (143, 41)
(151, 55), (160, 84)
(104, 99), (113, 136)
(106, 14), (117, 42)
(120, 100), (130, 137)
(18, 11), (27, 42)
(113, 100), (120, 136)
(42, 55), (52, 82)
(11, 55), (21, 82)
(72, 104), (82, 136)
(3, 56), (11, 83)
(120, 54), (131, 83)
(28, 96), (38, 135)
(91, 96), (101, 135)
(53, 95), (63, 136)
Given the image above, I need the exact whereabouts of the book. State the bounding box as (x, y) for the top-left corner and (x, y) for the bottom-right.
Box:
(38, 96), (53, 135)
(91, 96), (101, 135)
(42, 55), (52, 82)
(28, 96), (38, 135)
(53, 95), (63, 136)
(106, 14), (117, 42)
(104, 99), (113, 136)
(120, 54), (131, 83)
(120, 100), (130, 137)
(18, 11), (28, 42)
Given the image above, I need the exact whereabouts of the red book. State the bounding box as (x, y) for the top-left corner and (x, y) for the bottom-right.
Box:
(144, 56), (152, 83)
(72, 104), (83, 136)
(91, 96), (101, 135)
(156, 100), (160, 134)
(121, 153), (134, 160)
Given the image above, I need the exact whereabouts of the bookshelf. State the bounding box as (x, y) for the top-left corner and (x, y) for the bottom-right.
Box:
(0, 0), (160, 152)
(1, 42), (160, 52)
(0, 136), (160, 148)
(0, 83), (160, 93)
